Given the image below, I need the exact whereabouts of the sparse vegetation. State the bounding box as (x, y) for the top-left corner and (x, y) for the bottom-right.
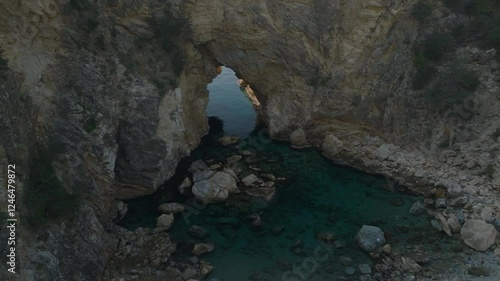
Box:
(25, 148), (79, 227)
(413, 63), (436, 90)
(152, 77), (168, 98)
(0, 51), (8, 79)
(419, 33), (456, 62)
(66, 0), (100, 33)
(412, 32), (456, 89)
(483, 163), (496, 178)
(150, 3), (189, 76)
(84, 118), (97, 133)
(468, 266), (491, 277)
(444, 0), (500, 52)
(491, 127), (500, 139)
(412, 1), (433, 23)
(425, 60), (480, 109)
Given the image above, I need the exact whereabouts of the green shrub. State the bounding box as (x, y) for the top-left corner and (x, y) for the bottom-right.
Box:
(425, 60), (480, 108)
(0, 51), (8, 79)
(152, 77), (167, 97)
(412, 50), (436, 89)
(468, 266), (491, 277)
(487, 25), (500, 45)
(84, 118), (97, 133)
(492, 127), (500, 139)
(465, 0), (495, 16)
(413, 64), (437, 89)
(414, 51), (431, 68)
(443, 0), (464, 10)
(25, 149), (79, 227)
(445, 0), (500, 52)
(150, 4), (188, 75)
(66, 0), (100, 33)
(412, 1), (433, 23)
(420, 33), (456, 61)
(483, 163), (496, 178)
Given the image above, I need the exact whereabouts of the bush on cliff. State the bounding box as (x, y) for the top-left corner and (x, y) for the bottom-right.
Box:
(425, 60), (480, 109)
(25, 149), (79, 227)
(0, 51), (8, 79)
(412, 1), (433, 23)
(418, 33), (456, 61)
(150, 3), (189, 76)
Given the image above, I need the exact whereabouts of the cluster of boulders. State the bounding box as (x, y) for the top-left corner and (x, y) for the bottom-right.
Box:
(314, 132), (500, 248)
(103, 226), (210, 281)
(173, 137), (281, 206)
(108, 136), (283, 279)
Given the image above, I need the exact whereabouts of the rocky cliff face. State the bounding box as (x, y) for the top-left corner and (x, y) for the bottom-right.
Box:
(1, 0), (499, 280)
(184, 0), (416, 139)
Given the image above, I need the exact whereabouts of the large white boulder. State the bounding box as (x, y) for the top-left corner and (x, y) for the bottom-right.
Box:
(461, 219), (497, 251)
(355, 225), (386, 253)
(322, 134), (344, 158)
(192, 171), (239, 203)
(290, 129), (311, 149)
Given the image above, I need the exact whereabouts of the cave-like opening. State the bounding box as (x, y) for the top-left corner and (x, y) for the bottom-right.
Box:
(206, 66), (261, 138)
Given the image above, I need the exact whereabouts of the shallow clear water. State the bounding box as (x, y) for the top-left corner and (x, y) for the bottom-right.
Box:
(206, 67), (257, 137)
(119, 69), (461, 281)
(172, 141), (461, 281)
(120, 137), (461, 280)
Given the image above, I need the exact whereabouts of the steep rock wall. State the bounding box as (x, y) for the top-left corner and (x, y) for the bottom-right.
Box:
(1, 0), (500, 280)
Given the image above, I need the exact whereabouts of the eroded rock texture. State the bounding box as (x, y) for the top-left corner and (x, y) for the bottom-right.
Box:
(1, 0), (500, 280)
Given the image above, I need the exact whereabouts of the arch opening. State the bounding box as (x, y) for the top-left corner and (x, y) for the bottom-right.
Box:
(205, 66), (262, 138)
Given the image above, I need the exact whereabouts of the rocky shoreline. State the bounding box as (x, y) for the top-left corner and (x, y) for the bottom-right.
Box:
(104, 134), (500, 281)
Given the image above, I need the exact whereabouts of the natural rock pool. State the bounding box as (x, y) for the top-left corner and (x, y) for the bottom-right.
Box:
(118, 67), (467, 280)
(120, 133), (465, 280)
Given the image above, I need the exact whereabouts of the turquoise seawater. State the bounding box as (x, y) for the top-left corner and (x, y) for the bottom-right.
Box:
(170, 141), (461, 281)
(119, 69), (461, 280)
(206, 67), (257, 137)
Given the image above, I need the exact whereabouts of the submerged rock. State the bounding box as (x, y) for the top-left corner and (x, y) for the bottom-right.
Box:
(461, 219), (497, 251)
(317, 231), (336, 243)
(245, 187), (276, 201)
(345, 267), (356, 275)
(406, 250), (431, 265)
(262, 173), (276, 181)
(189, 225), (209, 239)
(200, 261), (214, 276)
(219, 136), (240, 146)
(409, 201), (425, 215)
(226, 155), (242, 164)
(158, 203), (185, 214)
(155, 214), (174, 232)
(359, 264), (371, 274)
(242, 174), (259, 186)
(192, 243), (215, 256)
(355, 225), (386, 253)
(251, 216), (264, 230)
(241, 150), (253, 156)
(192, 171), (239, 203)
